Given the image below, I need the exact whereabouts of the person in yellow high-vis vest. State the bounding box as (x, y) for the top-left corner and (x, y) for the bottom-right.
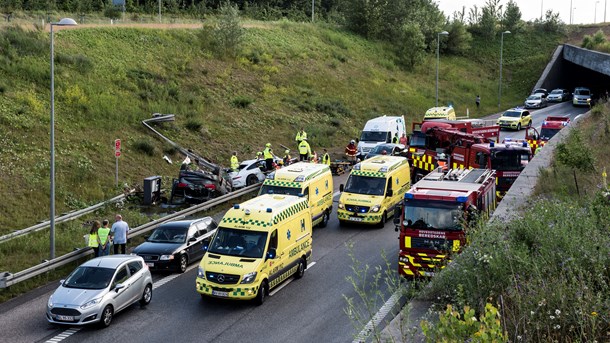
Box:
(299, 138), (311, 161)
(230, 151), (239, 172)
(322, 148), (331, 165)
(88, 220), (101, 257)
(98, 220), (112, 256)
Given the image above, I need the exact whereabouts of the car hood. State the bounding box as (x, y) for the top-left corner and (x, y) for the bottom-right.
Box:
(498, 117), (519, 122)
(133, 241), (183, 255)
(51, 286), (106, 306)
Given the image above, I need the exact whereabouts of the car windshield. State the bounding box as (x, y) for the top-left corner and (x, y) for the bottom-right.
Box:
(527, 95), (540, 100)
(491, 150), (531, 171)
(403, 199), (463, 231)
(575, 89), (590, 96)
(371, 145), (393, 154)
(502, 111), (521, 118)
(208, 227), (267, 258)
(259, 185), (302, 196)
(540, 128), (560, 141)
(344, 175), (386, 196)
(63, 266), (115, 290)
(148, 226), (188, 243)
(360, 131), (388, 142)
(550, 89), (563, 94)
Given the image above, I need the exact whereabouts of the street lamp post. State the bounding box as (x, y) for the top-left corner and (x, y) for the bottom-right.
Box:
(570, 0), (573, 24)
(50, 18), (77, 260)
(311, 0), (315, 22)
(436, 31), (449, 107)
(498, 31), (511, 109)
(596, 1), (600, 23)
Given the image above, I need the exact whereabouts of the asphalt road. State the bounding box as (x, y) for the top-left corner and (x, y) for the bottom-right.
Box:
(0, 100), (589, 343)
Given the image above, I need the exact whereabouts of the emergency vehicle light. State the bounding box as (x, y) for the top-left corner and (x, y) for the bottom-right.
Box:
(266, 208), (272, 213)
(245, 209), (251, 215)
(543, 121), (547, 125)
(294, 175), (305, 182)
(233, 204), (240, 209)
(522, 141), (528, 147)
(404, 193), (414, 199)
(490, 141), (495, 147)
(379, 167), (388, 172)
(456, 196), (468, 203)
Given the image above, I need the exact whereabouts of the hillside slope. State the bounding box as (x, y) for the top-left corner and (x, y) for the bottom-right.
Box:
(0, 21), (561, 231)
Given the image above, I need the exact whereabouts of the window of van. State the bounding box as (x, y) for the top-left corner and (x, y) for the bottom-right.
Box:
(260, 185), (301, 196)
(344, 175), (386, 196)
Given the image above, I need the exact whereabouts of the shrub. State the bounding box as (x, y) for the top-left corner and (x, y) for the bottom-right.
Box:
(232, 95), (253, 108)
(132, 139), (155, 156)
(185, 119), (203, 132)
(421, 303), (508, 342)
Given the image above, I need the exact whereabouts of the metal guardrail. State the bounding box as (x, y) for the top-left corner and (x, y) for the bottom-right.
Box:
(0, 191), (133, 244)
(0, 183), (261, 289)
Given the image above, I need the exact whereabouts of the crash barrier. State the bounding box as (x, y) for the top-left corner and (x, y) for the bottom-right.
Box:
(0, 190), (134, 244)
(0, 183), (261, 289)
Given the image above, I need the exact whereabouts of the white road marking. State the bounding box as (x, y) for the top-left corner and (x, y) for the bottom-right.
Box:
(45, 328), (80, 343)
(352, 290), (402, 343)
(269, 261), (316, 297)
(152, 263), (199, 290)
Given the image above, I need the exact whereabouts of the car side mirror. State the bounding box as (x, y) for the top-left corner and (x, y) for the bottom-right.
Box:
(59, 279), (65, 285)
(340, 184), (344, 192)
(266, 248), (277, 260)
(114, 283), (125, 292)
(188, 237), (197, 243)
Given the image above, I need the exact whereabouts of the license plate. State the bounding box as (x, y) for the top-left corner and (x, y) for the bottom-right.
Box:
(212, 290), (229, 297)
(57, 315), (74, 321)
(146, 262), (154, 267)
(349, 216), (364, 222)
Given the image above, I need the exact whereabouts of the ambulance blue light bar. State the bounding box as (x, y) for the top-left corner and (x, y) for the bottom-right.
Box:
(404, 193), (414, 199)
(456, 196), (468, 203)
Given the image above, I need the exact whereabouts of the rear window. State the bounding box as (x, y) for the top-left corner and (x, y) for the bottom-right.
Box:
(575, 89), (590, 96)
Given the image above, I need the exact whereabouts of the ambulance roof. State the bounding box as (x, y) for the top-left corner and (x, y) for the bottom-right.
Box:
(425, 106), (455, 115)
(221, 194), (309, 229)
(352, 155), (408, 177)
(264, 162), (330, 187)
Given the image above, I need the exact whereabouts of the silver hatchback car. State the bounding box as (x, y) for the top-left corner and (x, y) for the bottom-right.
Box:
(46, 255), (153, 327)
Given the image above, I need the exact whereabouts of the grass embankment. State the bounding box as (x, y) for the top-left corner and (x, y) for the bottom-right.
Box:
(0, 15), (560, 301)
(422, 104), (610, 341)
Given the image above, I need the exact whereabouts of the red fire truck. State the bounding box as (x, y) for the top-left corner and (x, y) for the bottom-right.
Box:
(525, 116), (570, 155)
(408, 123), (530, 199)
(395, 167), (496, 278)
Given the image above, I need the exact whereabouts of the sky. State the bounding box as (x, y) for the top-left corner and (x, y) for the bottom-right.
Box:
(436, 0), (609, 25)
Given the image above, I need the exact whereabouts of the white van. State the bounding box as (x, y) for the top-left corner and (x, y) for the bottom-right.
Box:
(357, 115), (406, 160)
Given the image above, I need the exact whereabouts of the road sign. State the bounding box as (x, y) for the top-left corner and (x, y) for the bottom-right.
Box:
(115, 151), (121, 157)
(115, 139), (121, 153)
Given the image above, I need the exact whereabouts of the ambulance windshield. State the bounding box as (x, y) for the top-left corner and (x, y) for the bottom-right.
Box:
(403, 199), (462, 231)
(259, 185), (302, 197)
(344, 175), (386, 196)
(208, 228), (268, 258)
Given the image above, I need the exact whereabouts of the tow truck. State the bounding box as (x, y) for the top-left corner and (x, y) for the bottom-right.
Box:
(394, 167), (496, 278)
(525, 116), (570, 155)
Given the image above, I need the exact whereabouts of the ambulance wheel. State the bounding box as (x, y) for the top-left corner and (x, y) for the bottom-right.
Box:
(295, 258), (306, 279)
(319, 211), (330, 228)
(255, 281), (268, 305)
(377, 212), (387, 229)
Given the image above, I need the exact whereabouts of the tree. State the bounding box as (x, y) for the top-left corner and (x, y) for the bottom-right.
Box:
(445, 20), (472, 56)
(215, 1), (244, 59)
(533, 10), (565, 34)
(502, 0), (522, 33)
(556, 130), (595, 196)
(396, 22), (425, 70)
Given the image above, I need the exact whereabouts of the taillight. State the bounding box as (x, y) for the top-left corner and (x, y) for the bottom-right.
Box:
(177, 182), (188, 188)
(204, 184), (216, 190)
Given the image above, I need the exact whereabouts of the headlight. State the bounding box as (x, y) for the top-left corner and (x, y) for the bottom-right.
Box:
(48, 296), (53, 309)
(399, 256), (409, 263)
(240, 272), (257, 284)
(80, 298), (101, 310)
(371, 205), (381, 213)
(160, 255), (174, 261)
(197, 266), (206, 279)
(338, 202), (344, 209)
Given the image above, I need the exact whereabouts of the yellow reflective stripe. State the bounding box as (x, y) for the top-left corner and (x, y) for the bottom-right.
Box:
(404, 236), (411, 248)
(452, 240), (460, 252)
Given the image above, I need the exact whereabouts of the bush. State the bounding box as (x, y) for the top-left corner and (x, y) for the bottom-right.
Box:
(232, 95), (253, 108)
(421, 303), (508, 342)
(185, 119), (203, 132)
(132, 139), (155, 156)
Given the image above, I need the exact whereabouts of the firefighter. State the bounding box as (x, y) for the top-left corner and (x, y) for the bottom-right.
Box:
(230, 151), (239, 172)
(283, 149), (292, 166)
(345, 139), (357, 165)
(295, 128), (307, 145)
(299, 137), (312, 161)
(321, 148), (331, 165)
(263, 143), (274, 171)
(535, 145), (542, 155)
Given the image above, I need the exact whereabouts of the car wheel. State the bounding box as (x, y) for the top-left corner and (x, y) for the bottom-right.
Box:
(516, 123), (521, 131)
(246, 174), (258, 186)
(377, 211), (387, 229)
(295, 258), (306, 279)
(319, 211), (330, 228)
(527, 121), (532, 128)
(255, 281), (268, 305)
(140, 284), (153, 306)
(179, 255), (188, 273)
(99, 305), (113, 328)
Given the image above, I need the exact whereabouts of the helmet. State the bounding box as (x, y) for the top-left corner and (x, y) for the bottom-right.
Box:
(266, 143), (271, 148)
(285, 149), (290, 154)
(350, 140), (355, 144)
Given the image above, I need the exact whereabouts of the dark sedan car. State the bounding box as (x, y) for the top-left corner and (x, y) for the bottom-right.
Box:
(364, 143), (406, 160)
(132, 217), (217, 273)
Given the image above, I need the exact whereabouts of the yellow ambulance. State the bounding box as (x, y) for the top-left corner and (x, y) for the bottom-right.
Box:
(337, 155), (411, 228)
(196, 194), (312, 305)
(258, 162), (333, 228)
(423, 106), (456, 121)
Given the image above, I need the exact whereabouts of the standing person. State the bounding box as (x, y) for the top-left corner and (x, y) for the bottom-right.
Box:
(392, 133), (399, 143)
(111, 214), (129, 255)
(263, 143), (274, 171)
(476, 95), (481, 109)
(283, 149), (292, 166)
(295, 128), (307, 146)
(298, 137), (311, 161)
(399, 133), (408, 146)
(230, 151), (239, 172)
(345, 139), (357, 165)
(321, 148), (331, 165)
(88, 221), (101, 257)
(98, 219), (112, 256)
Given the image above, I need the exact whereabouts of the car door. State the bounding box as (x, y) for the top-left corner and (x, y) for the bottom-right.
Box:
(111, 265), (134, 311)
(127, 261), (146, 301)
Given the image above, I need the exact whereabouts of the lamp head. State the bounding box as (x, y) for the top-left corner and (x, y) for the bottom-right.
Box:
(53, 18), (78, 26)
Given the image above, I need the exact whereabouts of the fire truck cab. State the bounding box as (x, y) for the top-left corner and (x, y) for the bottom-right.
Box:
(525, 116), (570, 155)
(395, 168), (496, 278)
